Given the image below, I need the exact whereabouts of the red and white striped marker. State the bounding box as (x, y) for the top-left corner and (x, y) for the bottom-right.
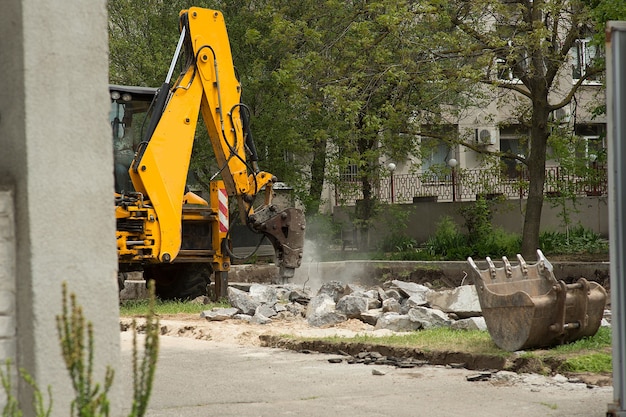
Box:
(218, 187), (228, 233)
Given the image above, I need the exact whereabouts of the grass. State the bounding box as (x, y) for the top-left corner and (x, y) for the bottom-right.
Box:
(295, 326), (613, 374)
(549, 327), (613, 373)
(306, 327), (504, 356)
(119, 299), (229, 316)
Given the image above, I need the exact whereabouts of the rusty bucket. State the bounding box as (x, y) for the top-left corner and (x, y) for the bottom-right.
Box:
(467, 250), (607, 351)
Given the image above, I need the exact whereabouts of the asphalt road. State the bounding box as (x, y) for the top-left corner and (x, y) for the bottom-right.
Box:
(119, 333), (612, 417)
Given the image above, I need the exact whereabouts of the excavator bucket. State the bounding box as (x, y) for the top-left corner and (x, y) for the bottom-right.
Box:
(467, 250), (607, 351)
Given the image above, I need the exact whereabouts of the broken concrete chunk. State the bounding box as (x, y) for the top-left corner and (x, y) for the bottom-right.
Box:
(249, 283), (278, 305)
(255, 303), (278, 318)
(306, 293), (347, 327)
(336, 295), (370, 319)
(200, 307), (239, 321)
(382, 298), (401, 313)
(426, 285), (482, 318)
(317, 281), (346, 303)
(227, 287), (260, 316)
(389, 280), (432, 299)
(361, 309), (383, 326)
(407, 307), (450, 329)
(374, 312), (421, 332)
(451, 317), (487, 331)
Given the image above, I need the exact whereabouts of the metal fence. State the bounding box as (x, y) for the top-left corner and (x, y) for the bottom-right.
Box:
(334, 165), (608, 205)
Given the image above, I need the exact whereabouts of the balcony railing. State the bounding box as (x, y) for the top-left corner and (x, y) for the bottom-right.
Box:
(334, 165), (608, 205)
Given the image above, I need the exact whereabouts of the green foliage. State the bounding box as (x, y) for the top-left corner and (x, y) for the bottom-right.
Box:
(1, 283), (160, 417)
(107, 0), (622, 251)
(552, 327), (611, 353)
(423, 204), (521, 260)
(560, 353), (612, 373)
(539, 226), (609, 255)
(0, 360), (52, 417)
(377, 205), (418, 252)
(57, 283), (115, 416)
(424, 216), (470, 259)
(460, 197), (492, 246)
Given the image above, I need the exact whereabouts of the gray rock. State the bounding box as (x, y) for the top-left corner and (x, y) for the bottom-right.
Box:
(336, 295), (369, 319)
(344, 283), (366, 295)
(426, 285), (482, 318)
(227, 287), (260, 315)
(382, 298), (401, 313)
(407, 307), (450, 329)
(374, 312), (421, 332)
(364, 289), (380, 299)
(384, 289), (403, 302)
(285, 302), (306, 317)
(306, 294), (347, 327)
(377, 287), (390, 301)
(233, 314), (252, 322)
(365, 297), (381, 310)
(249, 283), (278, 305)
(361, 309), (383, 326)
(200, 307), (239, 321)
(288, 287), (311, 303)
(451, 317), (488, 331)
(251, 312), (272, 325)
(404, 293), (430, 309)
(390, 280), (432, 299)
(317, 281), (346, 302)
(255, 303), (278, 318)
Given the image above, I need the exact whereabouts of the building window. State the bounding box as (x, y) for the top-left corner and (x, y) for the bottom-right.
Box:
(571, 39), (601, 83)
(421, 137), (450, 172)
(340, 163), (359, 182)
(575, 125), (606, 165)
(499, 127), (528, 179)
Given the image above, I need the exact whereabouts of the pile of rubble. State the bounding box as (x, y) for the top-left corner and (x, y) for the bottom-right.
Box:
(201, 280), (489, 332)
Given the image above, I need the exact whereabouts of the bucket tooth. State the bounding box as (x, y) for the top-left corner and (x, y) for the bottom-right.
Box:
(467, 251), (607, 351)
(516, 254), (528, 276)
(486, 257), (497, 281)
(502, 256), (512, 278)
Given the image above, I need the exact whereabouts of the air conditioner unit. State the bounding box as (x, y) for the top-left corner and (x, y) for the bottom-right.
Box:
(475, 128), (497, 146)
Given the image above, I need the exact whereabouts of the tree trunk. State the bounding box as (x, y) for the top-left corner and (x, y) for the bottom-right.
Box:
(521, 94), (550, 260)
(354, 122), (377, 249)
(306, 137), (327, 214)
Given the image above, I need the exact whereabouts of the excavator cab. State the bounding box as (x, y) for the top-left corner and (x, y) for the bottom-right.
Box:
(467, 250), (607, 351)
(110, 85), (156, 194)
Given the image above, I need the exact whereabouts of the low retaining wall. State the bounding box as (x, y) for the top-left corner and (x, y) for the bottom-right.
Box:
(231, 260), (611, 290)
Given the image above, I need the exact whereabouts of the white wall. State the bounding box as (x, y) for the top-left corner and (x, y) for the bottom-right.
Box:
(0, 1), (120, 415)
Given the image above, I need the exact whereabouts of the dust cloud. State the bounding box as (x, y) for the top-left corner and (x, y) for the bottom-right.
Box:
(291, 239), (369, 294)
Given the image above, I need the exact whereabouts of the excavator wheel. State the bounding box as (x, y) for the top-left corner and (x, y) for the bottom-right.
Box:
(144, 263), (211, 300)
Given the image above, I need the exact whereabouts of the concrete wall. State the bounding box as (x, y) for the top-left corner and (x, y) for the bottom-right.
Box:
(0, 1), (120, 415)
(333, 196), (609, 248)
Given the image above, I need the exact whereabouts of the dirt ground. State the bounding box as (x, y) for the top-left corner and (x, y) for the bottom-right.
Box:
(122, 314), (387, 347)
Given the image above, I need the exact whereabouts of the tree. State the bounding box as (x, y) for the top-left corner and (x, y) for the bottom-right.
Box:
(108, 0), (194, 86)
(419, 0), (607, 258)
(225, 1), (475, 238)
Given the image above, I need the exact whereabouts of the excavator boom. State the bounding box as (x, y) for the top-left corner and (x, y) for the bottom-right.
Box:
(115, 7), (305, 298)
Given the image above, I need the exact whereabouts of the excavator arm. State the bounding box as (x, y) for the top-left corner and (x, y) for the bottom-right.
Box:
(128, 7), (304, 277)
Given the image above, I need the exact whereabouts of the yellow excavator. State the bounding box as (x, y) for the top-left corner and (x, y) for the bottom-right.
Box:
(112, 7), (305, 299)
